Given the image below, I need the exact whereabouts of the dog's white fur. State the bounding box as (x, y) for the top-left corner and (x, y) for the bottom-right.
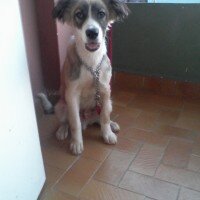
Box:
(55, 37), (117, 154)
(39, 0), (129, 155)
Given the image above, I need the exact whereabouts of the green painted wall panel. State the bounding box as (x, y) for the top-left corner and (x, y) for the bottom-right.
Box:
(112, 4), (200, 82)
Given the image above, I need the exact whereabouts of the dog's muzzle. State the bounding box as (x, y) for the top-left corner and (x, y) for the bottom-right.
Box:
(85, 28), (100, 52)
(86, 28), (99, 40)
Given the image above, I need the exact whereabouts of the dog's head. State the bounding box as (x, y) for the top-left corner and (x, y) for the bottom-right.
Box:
(53, 0), (129, 52)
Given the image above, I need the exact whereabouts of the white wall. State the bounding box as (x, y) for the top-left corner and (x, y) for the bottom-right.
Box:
(0, 1), (45, 199)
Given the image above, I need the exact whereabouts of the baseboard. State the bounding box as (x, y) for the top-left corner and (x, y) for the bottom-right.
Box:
(112, 72), (200, 99)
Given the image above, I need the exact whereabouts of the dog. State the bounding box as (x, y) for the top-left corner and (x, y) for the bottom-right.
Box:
(39, 0), (129, 155)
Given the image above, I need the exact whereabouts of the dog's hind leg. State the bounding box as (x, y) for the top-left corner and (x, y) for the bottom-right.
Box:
(55, 99), (69, 140)
(56, 124), (69, 140)
(110, 121), (120, 133)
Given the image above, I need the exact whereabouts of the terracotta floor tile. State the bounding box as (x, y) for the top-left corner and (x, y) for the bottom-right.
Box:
(155, 125), (196, 141)
(83, 125), (138, 154)
(178, 187), (200, 200)
(115, 106), (141, 117)
(55, 158), (100, 196)
(83, 125), (117, 149)
(156, 110), (180, 125)
(112, 91), (136, 107)
(175, 103), (200, 132)
(187, 155), (200, 172)
(83, 125), (101, 139)
(41, 135), (68, 149)
(196, 136), (200, 143)
(113, 137), (142, 154)
(155, 164), (200, 191)
(82, 139), (111, 162)
(114, 107), (141, 131)
(38, 184), (50, 200)
(43, 190), (78, 200)
(182, 103), (200, 119)
(162, 138), (193, 168)
(132, 111), (159, 131)
(94, 150), (135, 186)
(184, 98), (200, 106)
(111, 104), (125, 119)
(175, 116), (200, 133)
(192, 136), (200, 156)
(83, 125), (108, 148)
(128, 98), (163, 114)
(193, 145), (200, 157)
(38, 115), (59, 140)
(130, 93), (183, 112)
(45, 164), (64, 186)
(80, 179), (145, 200)
(85, 135), (142, 155)
(148, 94), (183, 110)
(111, 105), (124, 119)
(37, 87), (200, 200)
(129, 144), (164, 176)
(124, 127), (170, 147)
(128, 93), (171, 113)
(42, 145), (77, 170)
(119, 171), (179, 200)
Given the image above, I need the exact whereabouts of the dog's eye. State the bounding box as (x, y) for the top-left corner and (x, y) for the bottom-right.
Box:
(75, 11), (84, 20)
(97, 11), (105, 19)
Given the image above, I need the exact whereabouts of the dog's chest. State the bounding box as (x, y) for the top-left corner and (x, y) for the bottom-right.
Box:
(79, 67), (97, 109)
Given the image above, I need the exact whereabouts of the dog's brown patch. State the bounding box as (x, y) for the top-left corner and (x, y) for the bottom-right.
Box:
(67, 44), (82, 81)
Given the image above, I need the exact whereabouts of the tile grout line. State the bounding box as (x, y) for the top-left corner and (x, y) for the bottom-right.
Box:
(152, 163), (200, 193)
(51, 155), (80, 190)
(126, 170), (181, 187)
(116, 142), (144, 187)
(118, 170), (182, 200)
(77, 148), (114, 198)
(183, 186), (200, 194)
(176, 186), (181, 200)
(40, 155), (80, 199)
(154, 138), (171, 176)
(91, 147), (142, 186)
(118, 172), (175, 200)
(122, 132), (170, 149)
(120, 124), (154, 134)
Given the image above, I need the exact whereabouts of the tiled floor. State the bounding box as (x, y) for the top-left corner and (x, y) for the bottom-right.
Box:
(38, 88), (200, 200)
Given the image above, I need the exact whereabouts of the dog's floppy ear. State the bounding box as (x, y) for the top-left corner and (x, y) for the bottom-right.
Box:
(109, 0), (130, 22)
(52, 0), (74, 23)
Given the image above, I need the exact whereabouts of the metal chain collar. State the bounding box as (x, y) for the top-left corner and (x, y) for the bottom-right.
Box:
(80, 55), (105, 107)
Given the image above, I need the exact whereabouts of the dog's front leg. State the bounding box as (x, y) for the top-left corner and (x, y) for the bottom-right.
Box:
(65, 91), (83, 155)
(100, 90), (117, 144)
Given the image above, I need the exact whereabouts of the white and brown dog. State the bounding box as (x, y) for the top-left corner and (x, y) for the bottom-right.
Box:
(39, 0), (129, 155)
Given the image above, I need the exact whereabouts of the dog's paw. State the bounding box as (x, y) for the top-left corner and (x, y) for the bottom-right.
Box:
(103, 131), (117, 145)
(110, 121), (120, 133)
(56, 125), (68, 140)
(70, 140), (84, 155)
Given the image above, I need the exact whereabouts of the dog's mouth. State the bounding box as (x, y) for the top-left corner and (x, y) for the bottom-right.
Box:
(85, 42), (100, 52)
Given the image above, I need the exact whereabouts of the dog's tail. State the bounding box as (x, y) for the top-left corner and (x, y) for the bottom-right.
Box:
(37, 93), (54, 114)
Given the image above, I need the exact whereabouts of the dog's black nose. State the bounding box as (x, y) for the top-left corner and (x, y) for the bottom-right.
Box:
(86, 28), (99, 40)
